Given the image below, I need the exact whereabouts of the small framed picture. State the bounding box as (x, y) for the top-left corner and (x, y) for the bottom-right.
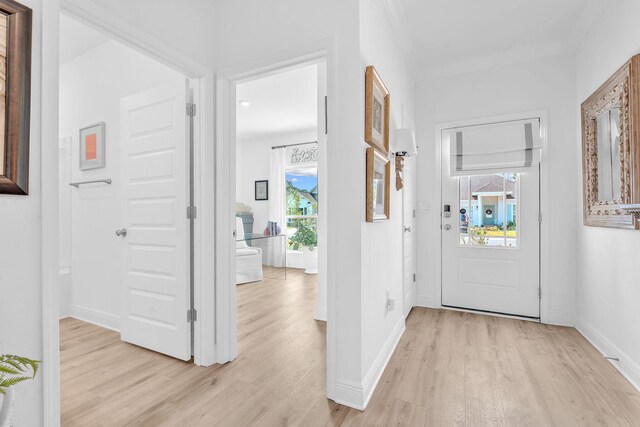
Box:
(79, 122), (106, 171)
(255, 180), (268, 201)
(366, 147), (390, 222)
(365, 65), (390, 155)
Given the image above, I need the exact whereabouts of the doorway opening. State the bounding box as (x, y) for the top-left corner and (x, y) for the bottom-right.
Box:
(231, 60), (328, 364)
(58, 11), (200, 424)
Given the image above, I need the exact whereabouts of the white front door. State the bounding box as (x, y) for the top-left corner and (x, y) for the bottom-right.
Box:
(119, 79), (192, 360)
(402, 156), (416, 316)
(441, 146), (540, 318)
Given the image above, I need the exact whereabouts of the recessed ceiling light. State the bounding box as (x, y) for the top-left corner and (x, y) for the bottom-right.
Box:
(238, 100), (251, 107)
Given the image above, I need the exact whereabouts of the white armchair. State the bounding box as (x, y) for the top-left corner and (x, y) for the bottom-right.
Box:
(236, 217), (263, 284)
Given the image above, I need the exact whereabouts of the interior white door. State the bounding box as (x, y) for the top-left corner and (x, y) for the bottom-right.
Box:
(119, 79), (191, 360)
(441, 137), (540, 318)
(402, 156), (416, 316)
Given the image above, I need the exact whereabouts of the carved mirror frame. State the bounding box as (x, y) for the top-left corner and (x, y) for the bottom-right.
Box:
(0, 0), (32, 195)
(582, 55), (640, 230)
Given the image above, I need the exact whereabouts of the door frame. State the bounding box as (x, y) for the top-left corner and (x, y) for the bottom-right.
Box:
(215, 39), (335, 394)
(434, 110), (550, 323)
(42, 0), (216, 424)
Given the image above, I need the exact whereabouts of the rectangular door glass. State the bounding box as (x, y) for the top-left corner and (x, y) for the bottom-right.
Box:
(458, 173), (518, 248)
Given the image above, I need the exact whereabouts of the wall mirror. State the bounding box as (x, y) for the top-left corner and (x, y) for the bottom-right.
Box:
(0, 0), (32, 195)
(582, 55), (640, 229)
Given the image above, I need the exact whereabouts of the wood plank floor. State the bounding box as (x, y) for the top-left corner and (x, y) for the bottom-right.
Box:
(61, 268), (640, 426)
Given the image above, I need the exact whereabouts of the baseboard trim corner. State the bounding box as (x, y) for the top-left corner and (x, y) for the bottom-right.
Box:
(576, 316), (640, 392)
(546, 311), (575, 327)
(69, 305), (121, 332)
(333, 316), (405, 411)
(362, 316), (405, 410)
(415, 295), (437, 308)
(333, 379), (364, 411)
(315, 306), (327, 322)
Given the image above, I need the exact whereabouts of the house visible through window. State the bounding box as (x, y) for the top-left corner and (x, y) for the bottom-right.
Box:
(458, 173), (519, 248)
(286, 166), (318, 250)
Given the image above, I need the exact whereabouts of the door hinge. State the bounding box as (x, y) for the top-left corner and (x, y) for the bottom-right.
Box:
(187, 308), (198, 322)
(413, 273), (416, 282)
(413, 209), (416, 218)
(187, 206), (197, 219)
(538, 212), (542, 224)
(324, 96), (328, 135)
(186, 103), (197, 117)
(538, 288), (542, 299)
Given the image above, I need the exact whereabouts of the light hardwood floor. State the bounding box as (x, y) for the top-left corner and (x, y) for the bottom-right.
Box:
(61, 268), (640, 426)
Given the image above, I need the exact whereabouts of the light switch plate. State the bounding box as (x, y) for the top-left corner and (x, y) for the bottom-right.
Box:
(418, 202), (430, 213)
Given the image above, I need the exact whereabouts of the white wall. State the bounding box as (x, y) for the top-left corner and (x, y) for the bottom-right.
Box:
(575, 0), (640, 388)
(359, 0), (415, 402)
(0, 1), (44, 425)
(79, 0), (216, 72)
(414, 54), (578, 323)
(59, 40), (184, 325)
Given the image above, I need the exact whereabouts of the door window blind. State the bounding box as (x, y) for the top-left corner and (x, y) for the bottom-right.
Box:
(446, 119), (542, 176)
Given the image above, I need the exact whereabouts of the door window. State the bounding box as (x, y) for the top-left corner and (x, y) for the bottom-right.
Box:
(458, 173), (519, 248)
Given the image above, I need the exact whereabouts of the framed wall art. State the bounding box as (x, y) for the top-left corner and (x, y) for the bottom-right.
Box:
(581, 55), (640, 230)
(366, 147), (390, 222)
(255, 180), (268, 201)
(365, 65), (390, 155)
(79, 122), (106, 171)
(0, 0), (32, 195)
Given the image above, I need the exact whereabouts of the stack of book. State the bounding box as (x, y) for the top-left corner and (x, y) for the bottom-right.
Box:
(267, 221), (280, 236)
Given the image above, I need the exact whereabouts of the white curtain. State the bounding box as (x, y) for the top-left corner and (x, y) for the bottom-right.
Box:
(447, 119), (542, 177)
(267, 147), (287, 267)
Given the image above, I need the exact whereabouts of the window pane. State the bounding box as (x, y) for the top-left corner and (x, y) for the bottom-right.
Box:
(286, 168), (318, 216)
(458, 173), (518, 248)
(287, 217), (317, 250)
(286, 167), (318, 250)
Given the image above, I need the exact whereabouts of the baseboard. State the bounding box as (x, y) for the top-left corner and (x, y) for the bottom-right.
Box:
(333, 379), (365, 410)
(546, 311), (575, 327)
(333, 317), (405, 411)
(576, 316), (640, 392)
(361, 316), (405, 409)
(69, 305), (120, 332)
(415, 295), (437, 308)
(315, 306), (327, 322)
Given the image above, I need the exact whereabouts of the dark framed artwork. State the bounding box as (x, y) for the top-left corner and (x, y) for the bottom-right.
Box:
(0, 0), (32, 195)
(79, 122), (106, 170)
(365, 65), (390, 155)
(255, 180), (268, 201)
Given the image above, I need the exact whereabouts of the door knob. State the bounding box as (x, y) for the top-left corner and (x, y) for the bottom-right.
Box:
(404, 226), (411, 232)
(115, 228), (127, 238)
(443, 224), (451, 231)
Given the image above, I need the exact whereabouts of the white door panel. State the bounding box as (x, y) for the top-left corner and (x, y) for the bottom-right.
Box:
(120, 79), (191, 360)
(441, 132), (540, 318)
(403, 157), (416, 316)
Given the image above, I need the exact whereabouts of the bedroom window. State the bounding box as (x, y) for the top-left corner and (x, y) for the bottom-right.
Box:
(286, 166), (318, 250)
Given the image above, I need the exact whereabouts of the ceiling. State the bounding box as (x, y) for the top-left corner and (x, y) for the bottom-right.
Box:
(236, 64), (317, 142)
(397, 0), (592, 73)
(59, 14), (110, 64)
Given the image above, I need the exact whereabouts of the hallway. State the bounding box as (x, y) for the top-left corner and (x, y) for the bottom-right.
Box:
(61, 272), (640, 426)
